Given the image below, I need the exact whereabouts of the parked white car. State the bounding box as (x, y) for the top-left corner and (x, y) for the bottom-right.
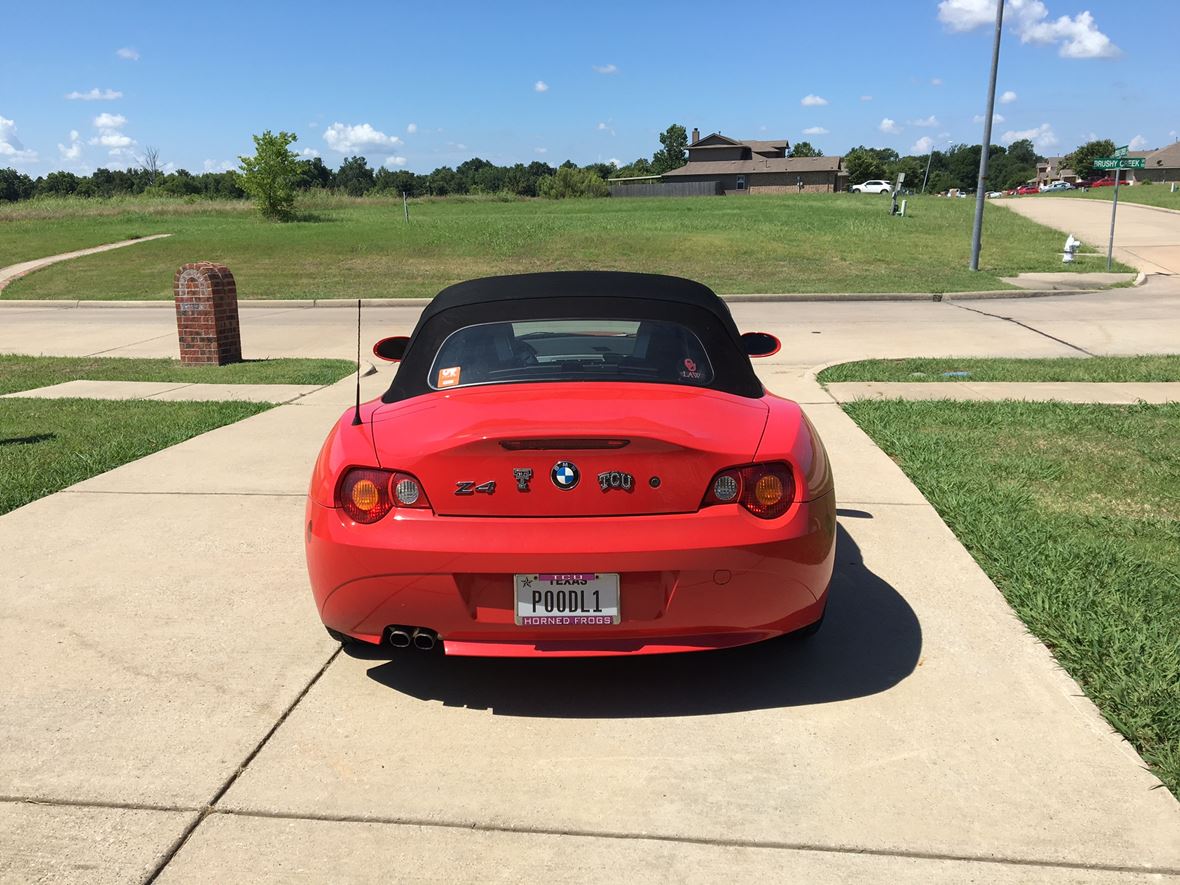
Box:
(851, 180), (892, 194)
(1039, 180), (1074, 192)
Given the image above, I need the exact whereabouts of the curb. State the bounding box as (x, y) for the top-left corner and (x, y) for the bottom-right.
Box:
(0, 288), (1124, 309)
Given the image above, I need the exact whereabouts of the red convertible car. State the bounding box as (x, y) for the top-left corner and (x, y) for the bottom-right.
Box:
(305, 272), (835, 657)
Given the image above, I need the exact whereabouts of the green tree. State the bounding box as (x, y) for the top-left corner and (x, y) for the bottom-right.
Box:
(335, 156), (376, 196)
(237, 130), (301, 220)
(788, 141), (823, 158)
(295, 157), (334, 190)
(0, 167), (35, 201)
(537, 166), (609, 198)
(1065, 139), (1116, 180)
(651, 124), (688, 174)
(843, 147), (887, 184)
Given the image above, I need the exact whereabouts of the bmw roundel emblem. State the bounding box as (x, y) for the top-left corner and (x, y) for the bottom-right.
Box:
(551, 461), (579, 490)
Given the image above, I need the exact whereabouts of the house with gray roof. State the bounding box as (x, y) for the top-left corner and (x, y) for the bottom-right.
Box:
(1133, 142), (1180, 183)
(660, 129), (846, 194)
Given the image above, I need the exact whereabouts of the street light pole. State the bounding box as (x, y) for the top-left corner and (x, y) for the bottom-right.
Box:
(922, 149), (934, 193)
(969, 0), (1005, 271)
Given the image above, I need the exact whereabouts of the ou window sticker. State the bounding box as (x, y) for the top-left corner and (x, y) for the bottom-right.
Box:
(437, 366), (461, 388)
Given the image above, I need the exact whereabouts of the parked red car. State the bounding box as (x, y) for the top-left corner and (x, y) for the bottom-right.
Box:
(1089, 177), (1120, 188)
(1016, 185), (1039, 195)
(305, 272), (836, 657)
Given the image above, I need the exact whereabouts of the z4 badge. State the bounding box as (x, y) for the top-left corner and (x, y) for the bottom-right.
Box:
(597, 471), (634, 492)
(455, 480), (496, 495)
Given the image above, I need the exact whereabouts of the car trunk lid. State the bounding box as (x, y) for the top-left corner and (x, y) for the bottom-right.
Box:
(371, 383), (768, 517)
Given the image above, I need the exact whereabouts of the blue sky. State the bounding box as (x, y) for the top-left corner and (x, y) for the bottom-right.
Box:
(1, 0), (1176, 176)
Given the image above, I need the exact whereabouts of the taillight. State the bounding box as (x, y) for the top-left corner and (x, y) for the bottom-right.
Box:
(337, 468), (430, 523)
(702, 462), (794, 519)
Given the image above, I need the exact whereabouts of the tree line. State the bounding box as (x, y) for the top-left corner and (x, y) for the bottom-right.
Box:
(0, 122), (1118, 206)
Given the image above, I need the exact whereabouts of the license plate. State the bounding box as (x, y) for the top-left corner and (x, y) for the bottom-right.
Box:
(514, 573), (620, 626)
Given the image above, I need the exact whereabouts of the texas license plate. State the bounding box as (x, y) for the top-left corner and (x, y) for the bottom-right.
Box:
(514, 573), (620, 626)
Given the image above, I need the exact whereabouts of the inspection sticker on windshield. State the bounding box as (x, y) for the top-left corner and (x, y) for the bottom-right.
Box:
(514, 573), (620, 625)
(437, 366), (461, 388)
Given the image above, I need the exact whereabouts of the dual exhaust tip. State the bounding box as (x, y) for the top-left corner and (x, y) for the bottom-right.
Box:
(388, 626), (437, 651)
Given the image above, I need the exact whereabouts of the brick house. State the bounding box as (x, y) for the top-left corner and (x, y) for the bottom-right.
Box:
(1035, 157), (1077, 185)
(1134, 142), (1180, 183)
(660, 129), (845, 194)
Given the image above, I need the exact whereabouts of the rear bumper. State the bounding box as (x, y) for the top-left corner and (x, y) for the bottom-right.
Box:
(305, 491), (835, 657)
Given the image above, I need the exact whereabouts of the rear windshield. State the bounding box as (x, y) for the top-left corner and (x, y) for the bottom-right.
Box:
(427, 319), (715, 390)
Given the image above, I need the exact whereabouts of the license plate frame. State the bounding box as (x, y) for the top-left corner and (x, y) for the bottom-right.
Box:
(514, 573), (621, 626)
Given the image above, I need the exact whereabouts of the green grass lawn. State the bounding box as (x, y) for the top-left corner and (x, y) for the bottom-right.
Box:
(1055, 185), (1180, 211)
(0, 355), (355, 396)
(844, 399), (1180, 796)
(0, 192), (1129, 300)
(0, 398), (270, 514)
(818, 354), (1180, 383)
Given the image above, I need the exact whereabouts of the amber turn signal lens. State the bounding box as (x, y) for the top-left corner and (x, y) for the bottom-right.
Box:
(351, 479), (381, 511)
(754, 474), (784, 507)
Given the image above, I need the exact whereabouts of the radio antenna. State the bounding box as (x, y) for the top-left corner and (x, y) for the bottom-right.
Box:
(351, 298), (363, 426)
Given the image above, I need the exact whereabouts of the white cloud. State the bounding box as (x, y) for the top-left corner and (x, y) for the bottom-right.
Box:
(973, 113), (1006, 124)
(93, 112), (126, 129)
(801, 94), (828, 106)
(802, 126), (829, 135)
(298, 148), (319, 158)
(606, 157), (620, 166)
(534, 147), (548, 154)
(999, 90), (1018, 104)
(534, 80), (549, 93)
(910, 136), (935, 154)
(0, 116), (38, 162)
(65, 88), (123, 101)
(89, 113), (134, 151)
(58, 130), (83, 161)
(406, 122), (417, 134)
(860, 95), (873, 101)
(908, 115), (940, 127)
(938, 0), (1119, 58)
(1128, 134), (1148, 150)
(931, 77), (944, 86)
(115, 47), (139, 61)
(202, 159), (235, 172)
(1001, 122), (1058, 151)
(879, 118), (902, 134)
(323, 122), (402, 153)
(592, 64), (618, 74)
(596, 121), (616, 135)
(384, 156), (407, 167)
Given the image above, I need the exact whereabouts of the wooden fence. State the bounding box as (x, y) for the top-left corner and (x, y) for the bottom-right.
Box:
(609, 181), (722, 198)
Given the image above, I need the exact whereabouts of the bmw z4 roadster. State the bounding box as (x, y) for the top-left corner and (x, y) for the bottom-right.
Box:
(305, 271), (835, 657)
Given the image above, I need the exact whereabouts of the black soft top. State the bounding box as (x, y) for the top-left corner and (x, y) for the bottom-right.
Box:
(382, 271), (765, 402)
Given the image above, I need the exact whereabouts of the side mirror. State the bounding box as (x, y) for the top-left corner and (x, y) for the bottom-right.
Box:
(373, 336), (410, 362)
(740, 332), (781, 358)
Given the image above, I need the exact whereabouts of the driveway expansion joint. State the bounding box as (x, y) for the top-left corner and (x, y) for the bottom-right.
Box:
(143, 645), (343, 883)
(202, 808), (1180, 877)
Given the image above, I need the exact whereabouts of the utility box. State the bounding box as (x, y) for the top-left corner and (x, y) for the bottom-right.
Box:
(173, 262), (242, 365)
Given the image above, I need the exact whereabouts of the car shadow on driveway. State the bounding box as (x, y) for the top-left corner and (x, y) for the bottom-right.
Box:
(357, 523), (921, 717)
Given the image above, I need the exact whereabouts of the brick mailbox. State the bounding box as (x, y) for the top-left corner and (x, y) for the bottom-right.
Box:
(173, 262), (242, 365)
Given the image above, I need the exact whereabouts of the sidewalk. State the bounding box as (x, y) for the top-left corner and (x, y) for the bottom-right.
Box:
(825, 380), (1180, 404)
(2, 379), (326, 403)
(2, 368), (1177, 882)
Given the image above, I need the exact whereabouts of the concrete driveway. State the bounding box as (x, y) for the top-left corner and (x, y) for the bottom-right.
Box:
(2, 288), (1179, 882)
(1000, 196), (1180, 275)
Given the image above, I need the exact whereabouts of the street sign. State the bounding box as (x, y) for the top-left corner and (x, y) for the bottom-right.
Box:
(1113, 144), (1129, 158)
(1094, 157), (1145, 170)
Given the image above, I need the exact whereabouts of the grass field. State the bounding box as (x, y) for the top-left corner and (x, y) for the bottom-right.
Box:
(0, 355), (355, 396)
(818, 354), (1180, 383)
(844, 399), (1180, 796)
(0, 192), (1128, 299)
(1057, 185), (1180, 211)
(0, 398), (270, 515)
